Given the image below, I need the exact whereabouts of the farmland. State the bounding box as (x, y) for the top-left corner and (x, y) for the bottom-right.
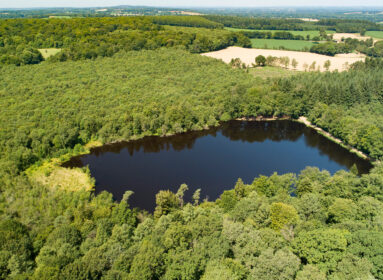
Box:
(251, 38), (317, 51)
(366, 30), (383, 39)
(226, 27), (336, 37)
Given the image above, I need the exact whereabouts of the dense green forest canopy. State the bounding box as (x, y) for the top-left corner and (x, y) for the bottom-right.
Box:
(203, 15), (383, 33)
(1, 13), (383, 280)
(149, 16), (223, 29)
(0, 49), (256, 174)
(0, 17), (250, 66)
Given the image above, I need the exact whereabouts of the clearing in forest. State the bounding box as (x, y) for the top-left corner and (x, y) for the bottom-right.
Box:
(38, 48), (62, 59)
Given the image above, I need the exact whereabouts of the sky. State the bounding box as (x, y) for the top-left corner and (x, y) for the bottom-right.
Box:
(1, 0), (382, 9)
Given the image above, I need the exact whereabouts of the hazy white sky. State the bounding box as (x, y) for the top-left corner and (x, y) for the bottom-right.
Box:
(0, 0), (382, 8)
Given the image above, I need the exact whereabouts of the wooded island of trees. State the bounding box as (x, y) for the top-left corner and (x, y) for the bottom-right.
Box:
(0, 11), (383, 280)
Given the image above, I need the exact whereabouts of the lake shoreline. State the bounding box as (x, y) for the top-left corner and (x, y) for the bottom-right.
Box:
(236, 115), (371, 161)
(295, 116), (371, 161)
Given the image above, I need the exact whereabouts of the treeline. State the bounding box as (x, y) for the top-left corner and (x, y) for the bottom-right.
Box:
(149, 15), (224, 29)
(239, 30), (306, 40)
(363, 41), (383, 57)
(0, 17), (250, 66)
(309, 38), (381, 57)
(317, 18), (383, 33)
(309, 41), (354, 56)
(268, 59), (383, 158)
(203, 15), (308, 30)
(203, 15), (383, 34)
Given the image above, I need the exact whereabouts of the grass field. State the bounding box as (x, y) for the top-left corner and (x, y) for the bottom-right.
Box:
(38, 48), (62, 59)
(251, 39), (317, 51)
(366, 31), (383, 39)
(226, 27), (335, 37)
(249, 66), (300, 79)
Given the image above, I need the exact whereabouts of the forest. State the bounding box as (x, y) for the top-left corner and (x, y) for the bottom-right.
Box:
(204, 15), (383, 33)
(1, 12), (383, 280)
(0, 17), (249, 66)
(1, 47), (383, 280)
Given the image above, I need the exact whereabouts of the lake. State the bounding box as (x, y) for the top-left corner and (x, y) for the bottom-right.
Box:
(63, 120), (372, 211)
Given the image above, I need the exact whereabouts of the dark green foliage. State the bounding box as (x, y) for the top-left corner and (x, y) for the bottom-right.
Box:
(203, 15), (308, 31)
(0, 17), (250, 66)
(317, 18), (382, 33)
(292, 228), (349, 272)
(310, 41), (352, 56)
(150, 15), (223, 29)
(347, 231), (383, 279)
(255, 55), (266, 66)
(310, 39), (378, 57)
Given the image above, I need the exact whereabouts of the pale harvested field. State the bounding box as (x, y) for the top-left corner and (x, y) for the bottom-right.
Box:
(332, 33), (379, 43)
(202, 46), (365, 72)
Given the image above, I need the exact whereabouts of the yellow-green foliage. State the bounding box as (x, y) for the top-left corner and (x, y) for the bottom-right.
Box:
(270, 202), (300, 230)
(26, 159), (94, 192)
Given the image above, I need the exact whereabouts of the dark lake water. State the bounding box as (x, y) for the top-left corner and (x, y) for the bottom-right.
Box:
(64, 120), (372, 211)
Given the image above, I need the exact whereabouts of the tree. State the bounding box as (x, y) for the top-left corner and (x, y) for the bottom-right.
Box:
(176, 183), (188, 207)
(280, 56), (290, 68)
(122, 190), (134, 203)
(319, 28), (327, 40)
(154, 190), (179, 218)
(330, 254), (374, 280)
(234, 178), (246, 198)
(324, 60), (331, 71)
(192, 189), (201, 205)
(255, 55), (266, 66)
(266, 55), (277, 66)
(230, 58), (243, 68)
(129, 240), (165, 279)
(291, 58), (298, 70)
(327, 198), (357, 223)
(347, 230), (383, 279)
(296, 265), (326, 280)
(292, 228), (348, 272)
(21, 48), (44, 65)
(270, 202), (299, 231)
(303, 62), (309, 72)
(251, 248), (301, 280)
(309, 61), (317, 71)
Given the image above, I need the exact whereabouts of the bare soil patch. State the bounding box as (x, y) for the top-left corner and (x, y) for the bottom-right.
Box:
(202, 46), (365, 72)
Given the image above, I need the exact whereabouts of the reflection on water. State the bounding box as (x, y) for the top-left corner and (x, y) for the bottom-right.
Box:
(64, 120), (373, 211)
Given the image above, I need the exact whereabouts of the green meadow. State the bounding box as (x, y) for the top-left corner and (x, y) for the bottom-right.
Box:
(38, 48), (62, 59)
(366, 31), (383, 39)
(251, 39), (317, 51)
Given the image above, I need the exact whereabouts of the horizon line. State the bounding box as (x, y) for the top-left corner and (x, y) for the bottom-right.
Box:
(1, 5), (383, 9)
